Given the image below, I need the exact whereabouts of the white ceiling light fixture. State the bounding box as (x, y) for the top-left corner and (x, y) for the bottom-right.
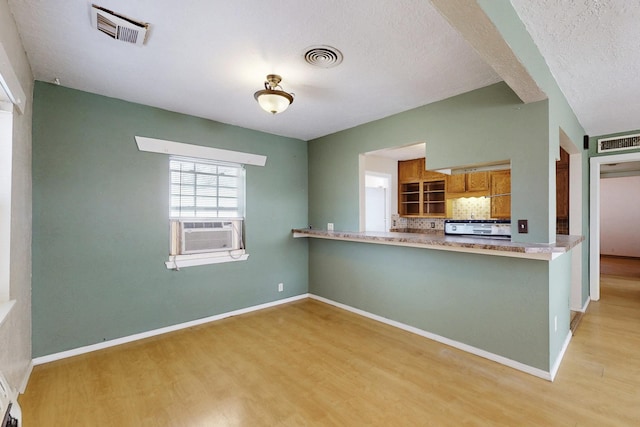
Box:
(254, 74), (294, 115)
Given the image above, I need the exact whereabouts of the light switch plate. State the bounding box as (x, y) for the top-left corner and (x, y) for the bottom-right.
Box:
(518, 219), (528, 234)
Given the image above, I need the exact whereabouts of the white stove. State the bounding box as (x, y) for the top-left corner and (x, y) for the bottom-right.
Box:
(444, 220), (511, 239)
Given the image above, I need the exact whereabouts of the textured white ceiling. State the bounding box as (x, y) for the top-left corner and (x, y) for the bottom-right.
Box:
(7, 0), (502, 141)
(11, 1), (635, 141)
(511, 0), (640, 137)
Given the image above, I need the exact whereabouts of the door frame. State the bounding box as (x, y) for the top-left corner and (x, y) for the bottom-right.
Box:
(590, 151), (640, 300)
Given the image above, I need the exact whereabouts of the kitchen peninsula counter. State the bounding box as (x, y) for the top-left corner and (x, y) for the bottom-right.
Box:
(292, 228), (583, 260)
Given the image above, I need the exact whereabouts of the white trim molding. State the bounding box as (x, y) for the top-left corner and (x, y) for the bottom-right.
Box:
(549, 331), (572, 382)
(18, 362), (33, 394)
(0, 300), (15, 328)
(309, 294), (555, 381)
(0, 42), (26, 114)
(165, 251), (249, 269)
(135, 136), (267, 166)
(580, 297), (590, 313)
(33, 294), (309, 365)
(590, 151), (640, 301)
(32, 294), (566, 382)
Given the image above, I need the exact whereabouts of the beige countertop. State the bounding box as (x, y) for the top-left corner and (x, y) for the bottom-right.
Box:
(292, 228), (584, 260)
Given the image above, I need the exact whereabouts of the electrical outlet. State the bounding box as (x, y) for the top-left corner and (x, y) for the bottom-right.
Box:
(327, 223), (334, 231)
(554, 315), (558, 332)
(278, 283), (284, 292)
(430, 222), (435, 228)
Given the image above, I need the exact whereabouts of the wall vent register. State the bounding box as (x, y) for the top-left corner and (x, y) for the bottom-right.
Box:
(597, 132), (640, 153)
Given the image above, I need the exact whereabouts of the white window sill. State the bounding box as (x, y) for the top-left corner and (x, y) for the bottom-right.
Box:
(165, 250), (249, 269)
(0, 300), (16, 328)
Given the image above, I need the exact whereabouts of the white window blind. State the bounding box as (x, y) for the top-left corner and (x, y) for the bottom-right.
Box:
(170, 156), (245, 219)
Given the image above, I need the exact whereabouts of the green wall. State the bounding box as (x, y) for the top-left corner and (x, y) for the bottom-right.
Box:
(304, 0), (593, 368)
(309, 239), (555, 370)
(309, 82), (550, 244)
(479, 0), (590, 308)
(306, 82), (576, 371)
(589, 129), (640, 157)
(32, 82), (309, 357)
(548, 253), (571, 368)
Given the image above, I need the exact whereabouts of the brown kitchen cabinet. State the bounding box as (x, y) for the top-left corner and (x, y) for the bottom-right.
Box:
(446, 171), (489, 197)
(490, 170), (511, 219)
(399, 182), (421, 216)
(446, 174), (466, 193)
(398, 179), (446, 217)
(398, 158), (424, 183)
(399, 157), (448, 183)
(423, 180), (446, 216)
(467, 172), (489, 192)
(398, 158), (446, 217)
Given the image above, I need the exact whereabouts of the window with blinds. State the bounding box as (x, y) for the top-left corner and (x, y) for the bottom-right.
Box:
(170, 156), (245, 219)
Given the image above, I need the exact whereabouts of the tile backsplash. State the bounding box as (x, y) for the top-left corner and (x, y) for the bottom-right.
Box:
(451, 197), (491, 220)
(391, 197), (494, 232)
(391, 214), (444, 231)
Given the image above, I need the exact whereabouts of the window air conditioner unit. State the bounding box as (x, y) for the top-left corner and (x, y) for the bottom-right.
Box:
(179, 221), (241, 254)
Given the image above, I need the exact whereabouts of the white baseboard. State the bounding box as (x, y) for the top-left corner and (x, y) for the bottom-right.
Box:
(33, 294), (309, 366)
(580, 297), (590, 313)
(309, 294), (553, 381)
(549, 331), (572, 382)
(32, 293), (563, 382)
(18, 361), (33, 394)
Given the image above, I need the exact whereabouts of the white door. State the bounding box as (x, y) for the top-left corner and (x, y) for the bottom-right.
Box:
(366, 186), (387, 232)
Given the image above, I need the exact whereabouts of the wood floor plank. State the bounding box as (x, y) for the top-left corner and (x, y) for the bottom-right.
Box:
(20, 263), (640, 426)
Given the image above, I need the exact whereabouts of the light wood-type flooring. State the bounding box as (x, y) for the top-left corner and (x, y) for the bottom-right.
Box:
(20, 257), (640, 426)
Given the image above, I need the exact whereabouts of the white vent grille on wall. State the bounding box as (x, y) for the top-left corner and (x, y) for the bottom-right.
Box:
(597, 133), (640, 153)
(90, 5), (149, 45)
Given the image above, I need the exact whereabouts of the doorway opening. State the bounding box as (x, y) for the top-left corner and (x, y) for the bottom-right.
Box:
(358, 142), (425, 232)
(558, 129), (584, 312)
(365, 172), (391, 232)
(590, 151), (640, 301)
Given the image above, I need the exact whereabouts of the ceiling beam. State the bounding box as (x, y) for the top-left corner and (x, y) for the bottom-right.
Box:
(431, 0), (546, 104)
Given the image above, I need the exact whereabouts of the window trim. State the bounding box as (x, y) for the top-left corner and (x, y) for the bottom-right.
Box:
(165, 251), (249, 270)
(1, 109), (12, 303)
(0, 43), (27, 114)
(135, 136), (267, 166)
(0, 300), (16, 328)
(134, 137), (266, 269)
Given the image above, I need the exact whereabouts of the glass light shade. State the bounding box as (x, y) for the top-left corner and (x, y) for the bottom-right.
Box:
(255, 90), (293, 114)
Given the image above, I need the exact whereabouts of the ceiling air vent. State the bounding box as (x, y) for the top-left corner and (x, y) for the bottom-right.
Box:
(304, 45), (343, 68)
(90, 5), (149, 45)
(598, 133), (640, 153)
